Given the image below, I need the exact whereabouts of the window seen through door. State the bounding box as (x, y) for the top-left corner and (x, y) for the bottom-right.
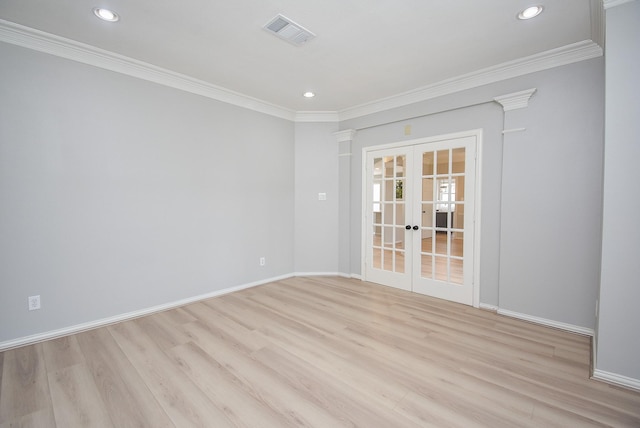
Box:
(437, 180), (456, 212)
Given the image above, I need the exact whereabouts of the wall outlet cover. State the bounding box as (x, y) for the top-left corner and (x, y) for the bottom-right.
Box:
(28, 295), (41, 311)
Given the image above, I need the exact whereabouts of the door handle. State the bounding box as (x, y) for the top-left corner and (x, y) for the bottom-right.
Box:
(405, 225), (412, 230)
(413, 225), (419, 230)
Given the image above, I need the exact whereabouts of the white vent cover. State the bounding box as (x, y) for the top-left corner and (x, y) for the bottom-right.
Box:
(264, 14), (315, 46)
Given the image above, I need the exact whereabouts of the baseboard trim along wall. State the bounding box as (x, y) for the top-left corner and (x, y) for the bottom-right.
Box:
(0, 273), (296, 352)
(497, 308), (595, 337)
(2, 274), (597, 351)
(592, 369), (640, 392)
(293, 272), (344, 278)
(479, 303), (499, 312)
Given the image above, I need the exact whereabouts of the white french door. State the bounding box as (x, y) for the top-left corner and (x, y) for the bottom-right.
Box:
(364, 134), (477, 305)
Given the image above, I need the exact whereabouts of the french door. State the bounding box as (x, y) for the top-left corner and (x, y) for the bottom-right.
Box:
(364, 135), (477, 305)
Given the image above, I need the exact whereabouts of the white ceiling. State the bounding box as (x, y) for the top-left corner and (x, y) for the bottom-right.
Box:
(0, 1), (599, 114)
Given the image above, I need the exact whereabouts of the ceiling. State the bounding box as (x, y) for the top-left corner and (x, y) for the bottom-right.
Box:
(0, 1), (600, 115)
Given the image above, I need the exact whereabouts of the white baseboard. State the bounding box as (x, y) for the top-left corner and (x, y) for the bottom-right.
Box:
(479, 303), (499, 312)
(497, 308), (595, 337)
(3, 274), (596, 351)
(592, 369), (640, 392)
(294, 272), (365, 280)
(592, 333), (598, 370)
(293, 272), (343, 277)
(0, 273), (294, 352)
(337, 272), (357, 279)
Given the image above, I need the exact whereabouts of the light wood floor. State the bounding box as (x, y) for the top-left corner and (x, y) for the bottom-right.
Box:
(1, 276), (639, 427)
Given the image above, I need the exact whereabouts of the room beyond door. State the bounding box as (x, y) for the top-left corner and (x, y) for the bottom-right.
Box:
(365, 135), (476, 305)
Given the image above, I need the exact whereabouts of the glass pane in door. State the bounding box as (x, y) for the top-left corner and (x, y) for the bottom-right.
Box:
(423, 152), (434, 175)
(437, 150), (449, 175)
(451, 231), (464, 284)
(419, 146), (467, 286)
(373, 248), (382, 269)
(421, 255), (433, 278)
(450, 258), (463, 284)
(370, 154), (407, 275)
(452, 148), (466, 174)
(434, 255), (448, 282)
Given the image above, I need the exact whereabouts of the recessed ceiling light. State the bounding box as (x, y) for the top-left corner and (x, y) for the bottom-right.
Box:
(93, 8), (119, 22)
(303, 91), (315, 98)
(518, 5), (543, 20)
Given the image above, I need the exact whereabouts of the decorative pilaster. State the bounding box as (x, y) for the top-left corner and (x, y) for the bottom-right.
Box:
(494, 88), (537, 134)
(494, 88), (537, 112)
(495, 88), (535, 313)
(334, 129), (357, 276)
(335, 129), (356, 156)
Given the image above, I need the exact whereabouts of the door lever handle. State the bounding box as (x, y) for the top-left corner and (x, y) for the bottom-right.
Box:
(405, 225), (411, 230)
(413, 225), (419, 230)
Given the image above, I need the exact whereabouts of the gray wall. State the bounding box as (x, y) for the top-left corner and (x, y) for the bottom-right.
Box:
(0, 42), (295, 343)
(498, 59), (604, 330)
(294, 122), (340, 273)
(0, 31), (611, 347)
(596, 0), (640, 381)
(340, 57), (605, 330)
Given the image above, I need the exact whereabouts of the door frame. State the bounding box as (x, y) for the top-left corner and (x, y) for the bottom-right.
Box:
(361, 129), (483, 308)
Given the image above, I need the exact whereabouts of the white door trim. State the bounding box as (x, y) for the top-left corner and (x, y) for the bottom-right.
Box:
(361, 129), (483, 307)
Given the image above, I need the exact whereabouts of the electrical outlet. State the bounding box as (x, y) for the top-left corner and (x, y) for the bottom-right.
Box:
(28, 295), (41, 311)
(259, 257), (266, 266)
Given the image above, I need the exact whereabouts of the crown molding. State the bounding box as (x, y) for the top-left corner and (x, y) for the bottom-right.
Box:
(591, 0), (605, 49)
(1, 19), (604, 124)
(604, 0), (637, 9)
(294, 111), (340, 122)
(338, 40), (603, 121)
(0, 19), (296, 121)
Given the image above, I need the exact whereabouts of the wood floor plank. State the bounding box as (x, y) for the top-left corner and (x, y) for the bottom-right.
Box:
(167, 341), (292, 428)
(252, 344), (424, 428)
(187, 301), (269, 352)
(0, 344), (53, 425)
(330, 325), (540, 427)
(464, 358), (640, 426)
(2, 276), (640, 427)
(254, 322), (410, 410)
(42, 335), (85, 373)
(161, 307), (198, 325)
(48, 364), (113, 427)
(75, 328), (174, 428)
(395, 390), (520, 428)
(133, 310), (193, 351)
(0, 407), (56, 428)
(260, 281), (420, 338)
(181, 320), (349, 427)
(109, 320), (233, 427)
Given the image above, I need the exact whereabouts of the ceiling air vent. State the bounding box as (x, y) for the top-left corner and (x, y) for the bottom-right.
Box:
(264, 14), (315, 46)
